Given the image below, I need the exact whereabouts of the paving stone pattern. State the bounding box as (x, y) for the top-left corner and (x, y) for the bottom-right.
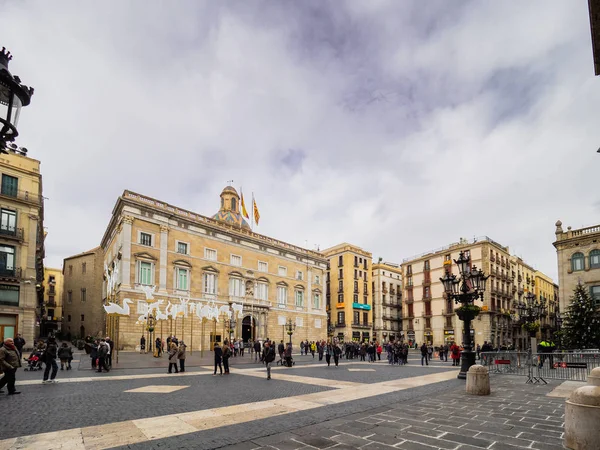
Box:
(220, 375), (566, 450)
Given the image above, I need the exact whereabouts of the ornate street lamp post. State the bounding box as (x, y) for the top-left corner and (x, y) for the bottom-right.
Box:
(516, 292), (546, 349)
(285, 318), (296, 346)
(440, 251), (489, 380)
(327, 323), (335, 340)
(224, 317), (236, 343)
(0, 47), (34, 153)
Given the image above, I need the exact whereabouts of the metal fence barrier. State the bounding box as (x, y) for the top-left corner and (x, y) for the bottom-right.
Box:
(480, 351), (600, 383)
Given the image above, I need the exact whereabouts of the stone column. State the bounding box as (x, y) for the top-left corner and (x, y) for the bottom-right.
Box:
(121, 216), (133, 288)
(159, 225), (168, 294)
(565, 367), (600, 449)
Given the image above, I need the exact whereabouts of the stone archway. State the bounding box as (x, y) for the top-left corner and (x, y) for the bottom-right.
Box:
(241, 315), (256, 342)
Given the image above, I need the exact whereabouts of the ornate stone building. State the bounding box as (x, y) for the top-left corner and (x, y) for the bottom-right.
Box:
(323, 243), (373, 343)
(100, 187), (327, 350)
(0, 150), (44, 346)
(371, 262), (402, 343)
(61, 247), (104, 339)
(553, 221), (600, 312)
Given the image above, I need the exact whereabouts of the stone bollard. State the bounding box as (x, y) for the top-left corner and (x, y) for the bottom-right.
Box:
(466, 364), (490, 395)
(564, 367), (600, 449)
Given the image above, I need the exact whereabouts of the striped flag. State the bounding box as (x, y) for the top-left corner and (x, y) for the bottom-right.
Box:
(253, 194), (260, 225)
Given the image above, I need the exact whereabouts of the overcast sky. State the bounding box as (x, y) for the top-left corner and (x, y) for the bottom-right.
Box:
(2, 1), (599, 280)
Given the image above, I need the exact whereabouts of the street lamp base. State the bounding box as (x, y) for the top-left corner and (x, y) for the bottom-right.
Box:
(458, 350), (476, 380)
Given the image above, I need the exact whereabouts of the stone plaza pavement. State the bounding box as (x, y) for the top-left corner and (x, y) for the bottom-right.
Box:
(0, 353), (577, 450)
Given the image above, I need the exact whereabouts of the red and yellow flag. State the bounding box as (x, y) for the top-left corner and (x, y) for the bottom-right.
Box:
(253, 195), (260, 225)
(240, 189), (249, 219)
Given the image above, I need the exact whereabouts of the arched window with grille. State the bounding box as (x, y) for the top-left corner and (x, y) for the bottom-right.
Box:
(590, 250), (600, 269)
(571, 252), (585, 271)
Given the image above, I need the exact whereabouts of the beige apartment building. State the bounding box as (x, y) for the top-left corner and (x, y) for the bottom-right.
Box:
(41, 267), (63, 337)
(372, 261), (402, 343)
(402, 236), (557, 350)
(535, 270), (558, 341)
(61, 247), (104, 339)
(553, 221), (600, 312)
(0, 150), (44, 346)
(323, 243), (372, 343)
(100, 187), (328, 350)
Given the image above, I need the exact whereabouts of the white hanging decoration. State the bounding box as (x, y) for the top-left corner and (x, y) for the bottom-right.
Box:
(218, 304), (232, 319)
(231, 302), (243, 318)
(139, 285), (157, 300)
(104, 298), (133, 316)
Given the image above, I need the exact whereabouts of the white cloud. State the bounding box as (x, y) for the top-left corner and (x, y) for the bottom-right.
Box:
(2, 1), (598, 280)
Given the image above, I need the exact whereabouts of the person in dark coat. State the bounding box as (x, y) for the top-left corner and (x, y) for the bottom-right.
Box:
(420, 342), (429, 366)
(140, 335), (146, 353)
(90, 340), (98, 369)
(43, 337), (59, 383)
(222, 340), (231, 374)
(254, 340), (261, 362)
(14, 334), (25, 359)
(58, 342), (73, 370)
(262, 341), (276, 380)
(177, 342), (187, 373)
(0, 338), (22, 394)
(155, 337), (162, 357)
(213, 343), (223, 375)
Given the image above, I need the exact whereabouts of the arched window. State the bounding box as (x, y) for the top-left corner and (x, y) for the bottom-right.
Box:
(590, 250), (600, 269)
(231, 198), (237, 211)
(571, 252), (585, 271)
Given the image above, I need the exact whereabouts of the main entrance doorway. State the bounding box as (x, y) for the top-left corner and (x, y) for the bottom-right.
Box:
(242, 315), (255, 342)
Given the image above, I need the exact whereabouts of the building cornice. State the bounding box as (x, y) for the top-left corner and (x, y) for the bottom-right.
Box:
(101, 190), (327, 267)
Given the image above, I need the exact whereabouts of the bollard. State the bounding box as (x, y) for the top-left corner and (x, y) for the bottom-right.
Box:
(466, 364), (490, 395)
(565, 367), (600, 449)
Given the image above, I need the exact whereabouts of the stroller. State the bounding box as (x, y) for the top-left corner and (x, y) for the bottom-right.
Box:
(24, 352), (44, 371)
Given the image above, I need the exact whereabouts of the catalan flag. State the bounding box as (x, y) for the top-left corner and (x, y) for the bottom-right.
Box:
(253, 194), (260, 225)
(240, 189), (250, 219)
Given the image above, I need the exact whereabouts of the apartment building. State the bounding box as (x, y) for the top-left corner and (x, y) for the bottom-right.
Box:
(323, 243), (372, 343)
(372, 261), (402, 343)
(40, 267), (63, 337)
(0, 150), (44, 345)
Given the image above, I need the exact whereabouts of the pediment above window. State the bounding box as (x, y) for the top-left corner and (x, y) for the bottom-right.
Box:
(312, 288), (322, 294)
(172, 259), (192, 268)
(134, 252), (157, 261)
(256, 276), (270, 283)
(276, 281), (288, 287)
(202, 265), (220, 274)
(229, 270), (244, 278)
(295, 284), (305, 290)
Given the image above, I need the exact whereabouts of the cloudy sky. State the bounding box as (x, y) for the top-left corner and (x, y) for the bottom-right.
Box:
(2, 1), (599, 280)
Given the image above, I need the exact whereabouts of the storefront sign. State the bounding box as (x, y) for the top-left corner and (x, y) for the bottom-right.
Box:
(352, 303), (371, 311)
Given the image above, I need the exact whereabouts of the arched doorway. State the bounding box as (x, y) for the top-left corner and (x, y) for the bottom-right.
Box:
(242, 315), (255, 342)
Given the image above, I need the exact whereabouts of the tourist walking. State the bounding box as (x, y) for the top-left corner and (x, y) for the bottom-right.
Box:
(105, 337), (114, 368)
(310, 341), (316, 358)
(300, 341), (305, 356)
(284, 342), (293, 367)
(155, 337), (162, 357)
(325, 342), (332, 366)
(233, 339), (239, 357)
(178, 341), (187, 372)
(0, 338), (21, 395)
(168, 342), (179, 373)
(58, 342), (73, 370)
(262, 341), (276, 380)
(376, 343), (382, 361)
(278, 340), (285, 364)
(239, 339), (245, 356)
(333, 342), (341, 366)
(140, 335), (146, 354)
(222, 340), (231, 374)
(420, 342), (429, 366)
(43, 337), (59, 383)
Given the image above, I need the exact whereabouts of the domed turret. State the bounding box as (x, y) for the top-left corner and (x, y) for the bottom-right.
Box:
(211, 186), (251, 230)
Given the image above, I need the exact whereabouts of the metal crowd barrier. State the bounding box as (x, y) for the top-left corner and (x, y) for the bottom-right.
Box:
(480, 351), (600, 383)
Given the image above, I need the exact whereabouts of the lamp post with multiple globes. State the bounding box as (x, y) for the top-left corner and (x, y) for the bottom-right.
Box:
(440, 251), (489, 380)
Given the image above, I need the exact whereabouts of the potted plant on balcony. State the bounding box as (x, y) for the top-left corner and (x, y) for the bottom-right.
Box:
(455, 304), (481, 321)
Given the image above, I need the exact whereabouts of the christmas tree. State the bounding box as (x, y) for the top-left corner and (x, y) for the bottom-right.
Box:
(562, 283), (600, 349)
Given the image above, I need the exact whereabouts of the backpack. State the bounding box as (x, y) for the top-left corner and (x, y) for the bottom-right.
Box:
(98, 344), (108, 357)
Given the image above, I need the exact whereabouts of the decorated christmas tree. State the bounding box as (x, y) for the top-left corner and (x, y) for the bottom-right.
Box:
(562, 283), (600, 349)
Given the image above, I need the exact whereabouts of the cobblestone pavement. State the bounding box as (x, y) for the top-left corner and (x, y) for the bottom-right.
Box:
(1, 354), (568, 450)
(208, 376), (567, 450)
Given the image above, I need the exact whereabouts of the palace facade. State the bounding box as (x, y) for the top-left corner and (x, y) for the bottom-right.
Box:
(100, 187), (328, 351)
